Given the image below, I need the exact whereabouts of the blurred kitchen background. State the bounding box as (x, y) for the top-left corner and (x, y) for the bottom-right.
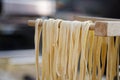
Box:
(0, 0), (120, 80)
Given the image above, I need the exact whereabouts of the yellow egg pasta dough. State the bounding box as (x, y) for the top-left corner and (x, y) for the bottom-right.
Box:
(34, 19), (119, 80)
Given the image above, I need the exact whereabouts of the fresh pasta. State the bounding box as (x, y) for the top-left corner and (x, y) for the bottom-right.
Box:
(35, 19), (42, 80)
(34, 19), (119, 80)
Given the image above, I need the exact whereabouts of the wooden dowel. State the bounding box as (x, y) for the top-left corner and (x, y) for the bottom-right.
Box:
(27, 20), (95, 30)
(28, 20), (42, 27)
(28, 20), (35, 27)
(27, 20), (120, 36)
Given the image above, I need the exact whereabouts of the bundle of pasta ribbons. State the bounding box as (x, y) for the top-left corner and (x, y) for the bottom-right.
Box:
(34, 19), (119, 80)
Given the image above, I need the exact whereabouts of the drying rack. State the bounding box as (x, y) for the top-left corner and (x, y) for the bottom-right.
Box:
(27, 16), (120, 79)
(28, 16), (120, 37)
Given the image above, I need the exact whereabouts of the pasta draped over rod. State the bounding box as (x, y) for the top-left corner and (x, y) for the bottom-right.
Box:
(34, 19), (119, 80)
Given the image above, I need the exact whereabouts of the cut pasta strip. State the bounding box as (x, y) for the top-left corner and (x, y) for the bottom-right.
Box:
(42, 20), (47, 80)
(71, 21), (82, 80)
(79, 21), (92, 80)
(101, 37), (107, 76)
(88, 30), (94, 80)
(35, 19), (43, 80)
(53, 19), (62, 80)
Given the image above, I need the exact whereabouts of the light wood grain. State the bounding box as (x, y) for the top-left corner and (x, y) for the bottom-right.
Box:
(74, 16), (120, 36)
(28, 19), (120, 36)
(74, 16), (120, 22)
(95, 21), (120, 36)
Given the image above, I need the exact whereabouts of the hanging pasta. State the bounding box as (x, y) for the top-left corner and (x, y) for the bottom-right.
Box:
(34, 18), (119, 80)
(34, 19), (43, 80)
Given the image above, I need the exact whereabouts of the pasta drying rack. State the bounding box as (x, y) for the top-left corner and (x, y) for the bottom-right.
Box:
(28, 16), (120, 37)
(27, 16), (120, 79)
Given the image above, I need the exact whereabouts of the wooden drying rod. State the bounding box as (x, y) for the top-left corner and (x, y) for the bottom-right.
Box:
(28, 20), (120, 37)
